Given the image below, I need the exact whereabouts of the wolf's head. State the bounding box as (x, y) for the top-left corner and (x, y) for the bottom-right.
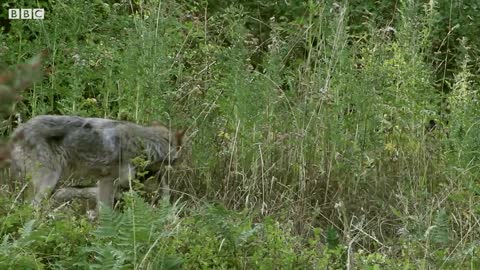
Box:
(144, 122), (185, 168)
(164, 128), (185, 165)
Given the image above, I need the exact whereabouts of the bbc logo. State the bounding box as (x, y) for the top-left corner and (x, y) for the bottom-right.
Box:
(8, 9), (45, 20)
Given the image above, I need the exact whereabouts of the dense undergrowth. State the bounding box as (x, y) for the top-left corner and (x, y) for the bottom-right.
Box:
(1, 0), (479, 269)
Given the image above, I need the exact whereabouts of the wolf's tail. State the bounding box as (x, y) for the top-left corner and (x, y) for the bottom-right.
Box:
(11, 122), (68, 148)
(10, 116), (81, 169)
(11, 115), (86, 147)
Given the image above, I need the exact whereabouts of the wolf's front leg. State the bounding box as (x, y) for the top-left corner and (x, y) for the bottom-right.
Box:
(117, 163), (136, 189)
(32, 167), (61, 206)
(97, 178), (115, 210)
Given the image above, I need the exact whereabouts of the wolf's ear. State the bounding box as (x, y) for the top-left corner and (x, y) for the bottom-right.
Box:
(0, 144), (11, 167)
(12, 129), (24, 142)
(151, 120), (169, 127)
(175, 130), (186, 148)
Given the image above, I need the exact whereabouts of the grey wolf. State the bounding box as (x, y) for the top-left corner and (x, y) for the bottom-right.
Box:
(10, 115), (183, 210)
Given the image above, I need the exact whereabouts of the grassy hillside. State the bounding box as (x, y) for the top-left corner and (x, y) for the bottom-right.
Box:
(1, 0), (479, 268)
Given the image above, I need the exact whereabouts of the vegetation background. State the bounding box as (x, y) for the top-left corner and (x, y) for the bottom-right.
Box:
(0, 0), (479, 269)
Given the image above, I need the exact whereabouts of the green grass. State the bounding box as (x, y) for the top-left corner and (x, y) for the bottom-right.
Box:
(1, 0), (480, 269)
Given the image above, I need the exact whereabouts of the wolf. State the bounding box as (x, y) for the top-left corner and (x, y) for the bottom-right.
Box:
(10, 115), (184, 210)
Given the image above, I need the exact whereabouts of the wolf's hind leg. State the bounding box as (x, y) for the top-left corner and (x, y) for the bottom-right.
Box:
(31, 167), (61, 205)
(53, 186), (98, 203)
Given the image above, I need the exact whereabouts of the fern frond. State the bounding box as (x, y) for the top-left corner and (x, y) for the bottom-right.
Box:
(430, 208), (450, 245)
